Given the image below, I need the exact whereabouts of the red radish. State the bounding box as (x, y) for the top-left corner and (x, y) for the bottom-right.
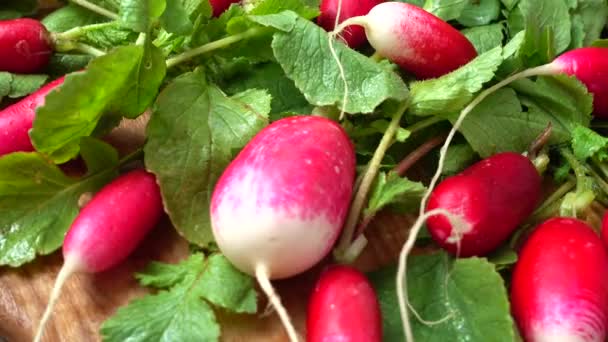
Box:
(553, 47), (608, 118)
(0, 76), (64, 157)
(210, 0), (240, 17)
(511, 217), (608, 342)
(34, 169), (163, 342)
(425, 152), (541, 257)
(318, 0), (382, 48)
(0, 18), (53, 73)
(211, 116), (356, 341)
(331, 2), (477, 79)
(307, 265), (382, 342)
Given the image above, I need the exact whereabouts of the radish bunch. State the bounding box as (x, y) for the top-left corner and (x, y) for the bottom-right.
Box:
(211, 116), (356, 341)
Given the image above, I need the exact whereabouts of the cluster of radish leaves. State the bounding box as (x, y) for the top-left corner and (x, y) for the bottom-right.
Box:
(0, 0), (606, 340)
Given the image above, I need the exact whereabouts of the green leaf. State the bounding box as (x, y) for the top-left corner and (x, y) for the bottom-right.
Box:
(0, 0), (37, 19)
(457, 0), (501, 27)
(0, 73), (48, 100)
(0, 145), (118, 266)
(517, 0), (571, 63)
(248, 0), (320, 19)
(369, 252), (514, 341)
(101, 253), (257, 341)
(47, 54), (93, 77)
(120, 0), (165, 32)
(423, 0), (469, 21)
(223, 63), (313, 120)
(42, 4), (107, 33)
(442, 143), (477, 175)
(31, 45), (165, 163)
(571, 125), (608, 161)
(79, 22), (137, 49)
(365, 171), (426, 217)
(487, 244), (518, 270)
(161, 0), (194, 35)
(569, 0), (608, 48)
(409, 46), (503, 116)
(144, 70), (269, 247)
(457, 75), (593, 157)
(592, 39), (608, 48)
(462, 24), (504, 54)
(267, 12), (408, 114)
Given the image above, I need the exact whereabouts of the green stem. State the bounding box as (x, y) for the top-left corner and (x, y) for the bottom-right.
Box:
(118, 148), (144, 166)
(55, 40), (106, 56)
(166, 28), (266, 69)
(53, 22), (118, 41)
(592, 157), (608, 179)
(405, 116), (444, 134)
(528, 177), (575, 222)
(334, 101), (409, 263)
(70, 0), (119, 20)
(370, 51), (384, 62)
(561, 148), (588, 192)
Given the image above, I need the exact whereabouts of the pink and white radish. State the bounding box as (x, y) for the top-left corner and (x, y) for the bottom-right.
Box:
(34, 169), (163, 342)
(0, 18), (53, 73)
(331, 2), (478, 79)
(307, 265), (382, 342)
(425, 152), (542, 256)
(511, 217), (608, 342)
(0, 76), (64, 157)
(210, 116), (356, 341)
(318, 0), (383, 48)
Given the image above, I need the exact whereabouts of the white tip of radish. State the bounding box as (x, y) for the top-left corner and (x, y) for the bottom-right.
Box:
(531, 325), (598, 342)
(213, 201), (338, 279)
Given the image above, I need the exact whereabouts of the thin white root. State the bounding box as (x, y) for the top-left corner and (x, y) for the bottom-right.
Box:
(255, 264), (300, 342)
(395, 62), (560, 342)
(33, 258), (80, 342)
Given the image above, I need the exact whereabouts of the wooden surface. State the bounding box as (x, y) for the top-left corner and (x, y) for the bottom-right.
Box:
(0, 211), (414, 342)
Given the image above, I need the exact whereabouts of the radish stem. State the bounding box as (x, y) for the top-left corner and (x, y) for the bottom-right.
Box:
(70, 0), (119, 20)
(335, 101), (409, 263)
(165, 28), (266, 68)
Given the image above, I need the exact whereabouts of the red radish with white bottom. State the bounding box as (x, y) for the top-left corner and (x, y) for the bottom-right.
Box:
(511, 217), (608, 342)
(307, 265), (382, 342)
(425, 152), (542, 256)
(34, 169), (164, 342)
(0, 76), (64, 157)
(331, 2), (478, 79)
(210, 116), (356, 341)
(317, 0), (383, 48)
(0, 18), (54, 73)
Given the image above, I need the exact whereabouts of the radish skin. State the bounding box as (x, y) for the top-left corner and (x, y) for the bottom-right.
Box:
(318, 0), (382, 48)
(0, 19), (53, 73)
(333, 2), (477, 79)
(425, 152), (542, 256)
(511, 217), (608, 342)
(210, 0), (240, 17)
(0, 76), (64, 157)
(34, 169), (163, 342)
(307, 265), (382, 342)
(211, 116), (356, 341)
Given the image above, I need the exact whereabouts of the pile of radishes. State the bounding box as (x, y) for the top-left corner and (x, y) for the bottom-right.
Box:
(2, 0), (608, 341)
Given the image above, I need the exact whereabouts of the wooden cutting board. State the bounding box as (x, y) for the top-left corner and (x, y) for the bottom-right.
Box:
(0, 211), (414, 342)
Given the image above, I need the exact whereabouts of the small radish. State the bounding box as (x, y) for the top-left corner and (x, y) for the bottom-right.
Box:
(0, 76), (64, 157)
(0, 18), (53, 73)
(210, 0), (240, 17)
(211, 116), (356, 341)
(307, 265), (382, 342)
(331, 2), (477, 79)
(34, 169), (163, 342)
(425, 152), (541, 257)
(511, 217), (608, 342)
(317, 0), (383, 48)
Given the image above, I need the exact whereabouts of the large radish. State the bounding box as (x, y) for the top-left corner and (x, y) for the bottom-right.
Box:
(210, 115), (356, 341)
(511, 217), (608, 342)
(425, 152), (542, 257)
(0, 18), (53, 73)
(307, 265), (382, 342)
(318, 0), (383, 48)
(332, 2), (477, 79)
(0, 76), (64, 157)
(34, 169), (164, 342)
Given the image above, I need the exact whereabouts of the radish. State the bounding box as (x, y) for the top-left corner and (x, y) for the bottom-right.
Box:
(210, 0), (240, 17)
(317, 0), (382, 48)
(307, 265), (382, 342)
(0, 18), (53, 73)
(34, 169), (164, 342)
(511, 217), (608, 342)
(0, 76), (64, 157)
(210, 116), (356, 341)
(331, 2), (477, 79)
(425, 152), (542, 257)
